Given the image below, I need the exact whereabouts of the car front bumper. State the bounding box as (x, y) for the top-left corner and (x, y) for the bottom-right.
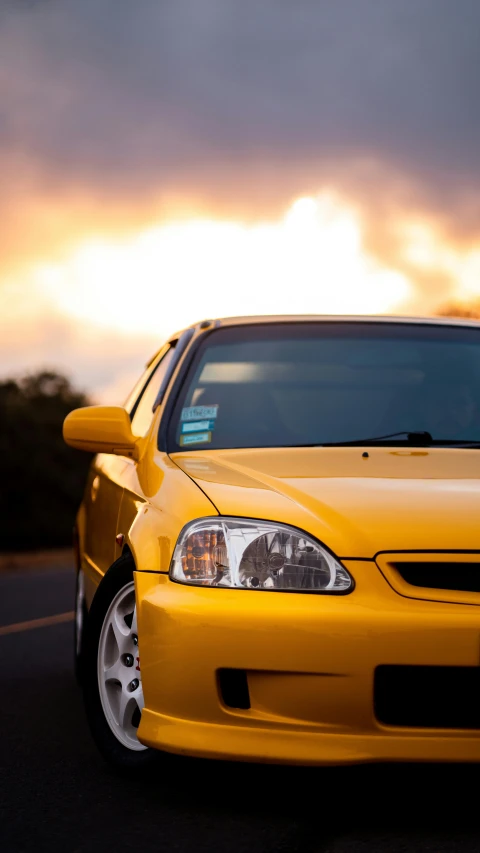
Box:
(134, 562), (480, 765)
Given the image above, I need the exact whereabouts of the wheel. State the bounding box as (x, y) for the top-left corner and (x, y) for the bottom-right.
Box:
(82, 554), (157, 770)
(74, 568), (88, 685)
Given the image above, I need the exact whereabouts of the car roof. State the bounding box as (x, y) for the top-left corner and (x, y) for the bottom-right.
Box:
(191, 313), (480, 331)
(147, 313), (480, 367)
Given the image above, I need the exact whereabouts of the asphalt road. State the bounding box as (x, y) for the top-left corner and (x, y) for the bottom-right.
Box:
(1, 565), (480, 853)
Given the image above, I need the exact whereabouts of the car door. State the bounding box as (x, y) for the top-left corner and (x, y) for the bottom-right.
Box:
(83, 343), (174, 580)
(113, 342), (178, 562)
(83, 453), (131, 579)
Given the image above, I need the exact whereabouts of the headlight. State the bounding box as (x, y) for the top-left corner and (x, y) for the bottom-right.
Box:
(170, 518), (353, 593)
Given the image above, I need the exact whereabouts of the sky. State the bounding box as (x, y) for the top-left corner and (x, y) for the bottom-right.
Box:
(2, 0), (480, 401)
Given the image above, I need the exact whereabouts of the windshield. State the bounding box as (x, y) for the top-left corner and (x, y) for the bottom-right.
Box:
(168, 322), (480, 451)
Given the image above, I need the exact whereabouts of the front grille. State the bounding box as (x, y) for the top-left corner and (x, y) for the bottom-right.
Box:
(375, 665), (480, 729)
(393, 561), (480, 594)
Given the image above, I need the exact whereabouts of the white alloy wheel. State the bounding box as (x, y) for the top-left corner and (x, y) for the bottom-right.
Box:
(75, 569), (85, 657)
(97, 582), (147, 751)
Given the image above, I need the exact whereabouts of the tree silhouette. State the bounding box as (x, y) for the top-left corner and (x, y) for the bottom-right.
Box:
(0, 371), (92, 551)
(437, 301), (480, 320)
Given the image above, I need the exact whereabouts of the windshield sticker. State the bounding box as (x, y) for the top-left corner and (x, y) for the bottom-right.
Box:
(181, 420), (216, 434)
(181, 405), (218, 422)
(180, 431), (212, 446)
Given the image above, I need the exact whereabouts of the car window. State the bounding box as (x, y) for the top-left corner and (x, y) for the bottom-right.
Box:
(123, 368), (154, 416)
(130, 345), (176, 437)
(168, 322), (480, 451)
(123, 346), (168, 415)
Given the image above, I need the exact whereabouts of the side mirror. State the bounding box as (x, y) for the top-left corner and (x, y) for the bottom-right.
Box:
(63, 406), (139, 459)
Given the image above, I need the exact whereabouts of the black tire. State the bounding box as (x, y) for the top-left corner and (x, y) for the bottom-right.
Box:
(82, 553), (158, 771)
(74, 569), (88, 685)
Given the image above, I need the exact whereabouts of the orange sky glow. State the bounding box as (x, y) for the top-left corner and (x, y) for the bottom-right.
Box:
(3, 1), (480, 401)
(3, 2), (480, 401)
(2, 188), (480, 402)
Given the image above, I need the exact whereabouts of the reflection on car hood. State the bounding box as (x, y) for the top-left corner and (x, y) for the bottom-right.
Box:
(170, 446), (480, 558)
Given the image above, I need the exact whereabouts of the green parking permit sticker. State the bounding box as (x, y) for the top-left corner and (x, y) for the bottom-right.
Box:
(181, 420), (216, 434)
(180, 431), (212, 446)
(181, 405), (218, 422)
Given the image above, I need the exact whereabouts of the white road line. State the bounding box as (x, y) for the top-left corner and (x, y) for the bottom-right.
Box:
(0, 611), (74, 637)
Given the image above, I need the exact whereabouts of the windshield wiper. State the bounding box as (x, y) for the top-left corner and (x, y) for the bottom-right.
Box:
(320, 431), (434, 447)
(295, 432), (480, 449)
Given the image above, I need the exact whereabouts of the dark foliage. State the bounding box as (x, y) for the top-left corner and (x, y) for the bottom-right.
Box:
(0, 371), (92, 551)
(437, 301), (480, 320)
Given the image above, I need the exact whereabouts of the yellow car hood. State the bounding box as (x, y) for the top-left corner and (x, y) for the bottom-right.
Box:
(171, 446), (480, 558)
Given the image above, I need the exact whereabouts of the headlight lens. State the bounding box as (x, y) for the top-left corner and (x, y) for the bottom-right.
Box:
(170, 518), (353, 593)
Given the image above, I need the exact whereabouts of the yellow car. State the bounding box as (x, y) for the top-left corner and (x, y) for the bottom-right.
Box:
(64, 315), (480, 770)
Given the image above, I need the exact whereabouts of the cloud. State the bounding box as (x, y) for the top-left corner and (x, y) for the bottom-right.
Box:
(1, 0), (480, 218)
(0, 191), (417, 397)
(2, 0), (480, 389)
(1, 190), (480, 399)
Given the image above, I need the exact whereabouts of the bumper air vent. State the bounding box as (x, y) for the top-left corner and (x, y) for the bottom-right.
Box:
(218, 668), (251, 710)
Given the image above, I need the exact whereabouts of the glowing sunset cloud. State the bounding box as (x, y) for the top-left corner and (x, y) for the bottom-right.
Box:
(399, 219), (480, 303)
(2, 1), (480, 405)
(35, 194), (411, 338)
(5, 192), (480, 404)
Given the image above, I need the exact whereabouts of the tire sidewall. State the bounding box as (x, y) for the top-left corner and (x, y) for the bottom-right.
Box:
(82, 554), (156, 770)
(74, 569), (88, 685)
